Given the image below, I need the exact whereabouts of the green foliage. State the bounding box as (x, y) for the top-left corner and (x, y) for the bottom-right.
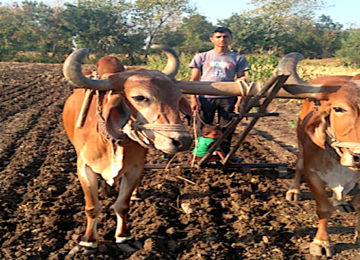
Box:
(61, 2), (130, 58)
(246, 50), (279, 82)
(0, 5), (22, 59)
(335, 29), (360, 67)
(288, 120), (297, 129)
(147, 52), (193, 80)
(133, 0), (195, 51)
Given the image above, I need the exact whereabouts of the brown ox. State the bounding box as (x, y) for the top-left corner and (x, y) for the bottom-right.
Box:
(286, 73), (360, 257)
(82, 55), (125, 78)
(62, 46), (192, 254)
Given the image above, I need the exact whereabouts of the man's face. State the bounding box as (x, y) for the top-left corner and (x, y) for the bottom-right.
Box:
(210, 32), (232, 48)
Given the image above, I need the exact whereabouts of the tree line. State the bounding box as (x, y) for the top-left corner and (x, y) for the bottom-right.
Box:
(0, 0), (359, 66)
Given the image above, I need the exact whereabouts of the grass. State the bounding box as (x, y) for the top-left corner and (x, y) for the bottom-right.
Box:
(297, 58), (360, 81)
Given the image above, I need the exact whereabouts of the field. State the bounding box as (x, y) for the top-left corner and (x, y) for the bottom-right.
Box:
(1, 61), (360, 260)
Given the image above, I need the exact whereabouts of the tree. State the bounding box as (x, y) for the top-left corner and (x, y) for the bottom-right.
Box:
(248, 0), (327, 21)
(133, 0), (195, 56)
(20, 1), (73, 58)
(220, 0), (330, 56)
(336, 29), (360, 66)
(220, 13), (285, 54)
(61, 1), (130, 58)
(0, 1), (72, 61)
(181, 14), (214, 53)
(0, 4), (22, 59)
(152, 25), (186, 50)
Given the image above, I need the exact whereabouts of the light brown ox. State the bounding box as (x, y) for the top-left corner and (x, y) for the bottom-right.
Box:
(62, 46), (192, 253)
(284, 73), (360, 257)
(173, 53), (360, 257)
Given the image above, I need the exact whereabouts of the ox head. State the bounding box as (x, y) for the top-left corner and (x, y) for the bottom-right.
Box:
(269, 53), (360, 169)
(304, 80), (360, 169)
(63, 46), (191, 154)
(96, 55), (125, 77)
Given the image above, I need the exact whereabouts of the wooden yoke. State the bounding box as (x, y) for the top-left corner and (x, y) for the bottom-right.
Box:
(175, 52), (340, 99)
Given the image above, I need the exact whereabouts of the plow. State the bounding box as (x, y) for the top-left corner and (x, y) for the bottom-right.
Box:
(72, 46), (340, 175)
(145, 50), (338, 174)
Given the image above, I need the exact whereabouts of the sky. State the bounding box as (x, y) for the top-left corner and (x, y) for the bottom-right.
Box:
(193, 0), (360, 28)
(3, 0), (359, 28)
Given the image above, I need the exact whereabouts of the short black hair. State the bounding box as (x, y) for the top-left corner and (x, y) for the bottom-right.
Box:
(202, 124), (221, 136)
(211, 27), (232, 37)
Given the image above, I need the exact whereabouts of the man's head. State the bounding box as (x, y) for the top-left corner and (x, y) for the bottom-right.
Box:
(210, 27), (233, 48)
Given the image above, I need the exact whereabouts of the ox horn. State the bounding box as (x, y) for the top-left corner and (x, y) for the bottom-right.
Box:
(63, 48), (113, 90)
(275, 52), (339, 99)
(150, 45), (180, 80)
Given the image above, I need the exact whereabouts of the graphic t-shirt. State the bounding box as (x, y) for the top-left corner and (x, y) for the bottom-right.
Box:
(189, 50), (249, 98)
(192, 136), (215, 157)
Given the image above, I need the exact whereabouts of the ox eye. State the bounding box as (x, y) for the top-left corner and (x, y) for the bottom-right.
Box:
(132, 95), (148, 102)
(333, 107), (347, 113)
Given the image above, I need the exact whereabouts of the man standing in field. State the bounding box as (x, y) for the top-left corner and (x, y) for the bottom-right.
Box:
(189, 27), (249, 158)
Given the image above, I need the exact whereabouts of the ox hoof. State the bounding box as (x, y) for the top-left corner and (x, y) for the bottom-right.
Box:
(285, 189), (301, 202)
(334, 203), (355, 213)
(68, 245), (99, 257)
(309, 241), (334, 257)
(116, 237), (143, 256)
(355, 237), (360, 245)
(130, 194), (142, 201)
(354, 231), (360, 245)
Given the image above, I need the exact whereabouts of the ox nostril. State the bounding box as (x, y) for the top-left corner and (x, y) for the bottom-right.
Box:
(171, 139), (182, 148)
(354, 154), (360, 165)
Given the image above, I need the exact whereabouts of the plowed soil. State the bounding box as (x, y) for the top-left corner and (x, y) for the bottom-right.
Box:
(1, 62), (360, 260)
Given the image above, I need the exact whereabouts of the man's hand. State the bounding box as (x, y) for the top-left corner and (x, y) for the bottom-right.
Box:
(190, 97), (199, 112)
(234, 97), (242, 113)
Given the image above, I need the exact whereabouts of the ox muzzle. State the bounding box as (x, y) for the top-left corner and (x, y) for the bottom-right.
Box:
(124, 121), (192, 154)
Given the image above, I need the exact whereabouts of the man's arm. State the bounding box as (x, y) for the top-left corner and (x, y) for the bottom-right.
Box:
(190, 68), (201, 112)
(234, 71), (246, 112)
(236, 71), (245, 79)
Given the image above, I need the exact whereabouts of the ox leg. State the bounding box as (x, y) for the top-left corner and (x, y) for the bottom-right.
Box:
(332, 183), (356, 213)
(77, 160), (101, 250)
(130, 185), (141, 201)
(353, 191), (360, 244)
(306, 173), (335, 257)
(114, 166), (143, 244)
(286, 145), (303, 201)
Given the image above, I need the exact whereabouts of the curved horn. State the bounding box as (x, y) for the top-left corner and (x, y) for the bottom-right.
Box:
(63, 48), (113, 90)
(150, 45), (180, 80)
(276, 52), (340, 99)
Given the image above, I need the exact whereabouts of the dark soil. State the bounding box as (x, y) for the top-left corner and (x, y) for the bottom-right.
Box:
(1, 62), (360, 260)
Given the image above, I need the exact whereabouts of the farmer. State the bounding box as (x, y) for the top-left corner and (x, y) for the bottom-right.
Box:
(189, 27), (249, 160)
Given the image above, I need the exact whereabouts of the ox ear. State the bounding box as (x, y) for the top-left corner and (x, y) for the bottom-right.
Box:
(179, 97), (192, 117)
(103, 95), (130, 138)
(179, 97), (192, 126)
(305, 109), (329, 149)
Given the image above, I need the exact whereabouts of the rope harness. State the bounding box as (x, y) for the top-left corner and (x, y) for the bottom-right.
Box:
(321, 111), (360, 167)
(95, 90), (187, 149)
(325, 125), (360, 163)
